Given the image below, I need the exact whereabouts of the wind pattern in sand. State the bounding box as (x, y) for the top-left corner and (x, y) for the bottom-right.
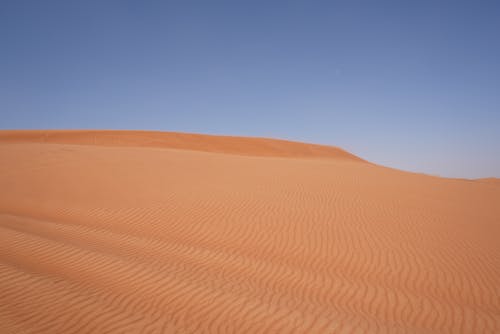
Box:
(1, 131), (499, 333)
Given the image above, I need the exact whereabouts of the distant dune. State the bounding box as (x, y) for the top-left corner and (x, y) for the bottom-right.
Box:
(1, 130), (499, 333)
(0, 130), (365, 161)
(476, 178), (500, 186)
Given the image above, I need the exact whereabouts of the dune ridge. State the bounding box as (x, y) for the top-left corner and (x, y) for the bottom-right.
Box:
(0, 130), (365, 161)
(1, 130), (499, 333)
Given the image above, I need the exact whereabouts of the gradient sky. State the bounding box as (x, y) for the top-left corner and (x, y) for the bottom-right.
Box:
(1, 1), (499, 178)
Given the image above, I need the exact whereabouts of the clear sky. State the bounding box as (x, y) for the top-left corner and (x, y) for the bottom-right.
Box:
(1, 1), (499, 178)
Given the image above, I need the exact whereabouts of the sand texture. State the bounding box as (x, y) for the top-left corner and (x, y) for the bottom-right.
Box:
(1, 130), (499, 333)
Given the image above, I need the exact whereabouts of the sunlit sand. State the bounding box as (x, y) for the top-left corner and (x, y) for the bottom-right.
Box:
(1, 130), (499, 333)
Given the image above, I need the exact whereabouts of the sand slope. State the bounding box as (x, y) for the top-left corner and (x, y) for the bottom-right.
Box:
(0, 130), (499, 333)
(477, 178), (500, 187)
(0, 130), (365, 161)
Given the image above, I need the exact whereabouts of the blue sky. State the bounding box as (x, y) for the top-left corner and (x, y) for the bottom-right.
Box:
(1, 1), (499, 178)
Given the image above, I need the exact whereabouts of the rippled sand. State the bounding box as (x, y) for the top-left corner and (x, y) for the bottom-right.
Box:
(1, 130), (499, 333)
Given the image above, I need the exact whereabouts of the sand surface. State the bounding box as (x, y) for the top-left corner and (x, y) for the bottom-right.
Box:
(1, 130), (499, 333)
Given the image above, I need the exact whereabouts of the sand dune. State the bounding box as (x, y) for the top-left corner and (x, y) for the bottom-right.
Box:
(0, 130), (364, 161)
(0, 130), (499, 333)
(477, 178), (500, 187)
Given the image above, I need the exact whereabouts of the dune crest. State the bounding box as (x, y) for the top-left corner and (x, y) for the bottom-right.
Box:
(1, 130), (499, 333)
(0, 130), (365, 161)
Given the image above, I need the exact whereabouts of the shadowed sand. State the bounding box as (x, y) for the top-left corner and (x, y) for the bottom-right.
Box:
(0, 130), (499, 333)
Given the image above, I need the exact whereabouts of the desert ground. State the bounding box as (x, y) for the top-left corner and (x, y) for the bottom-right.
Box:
(0, 130), (499, 333)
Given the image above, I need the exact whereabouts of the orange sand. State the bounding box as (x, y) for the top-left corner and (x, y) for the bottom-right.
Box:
(1, 130), (499, 333)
